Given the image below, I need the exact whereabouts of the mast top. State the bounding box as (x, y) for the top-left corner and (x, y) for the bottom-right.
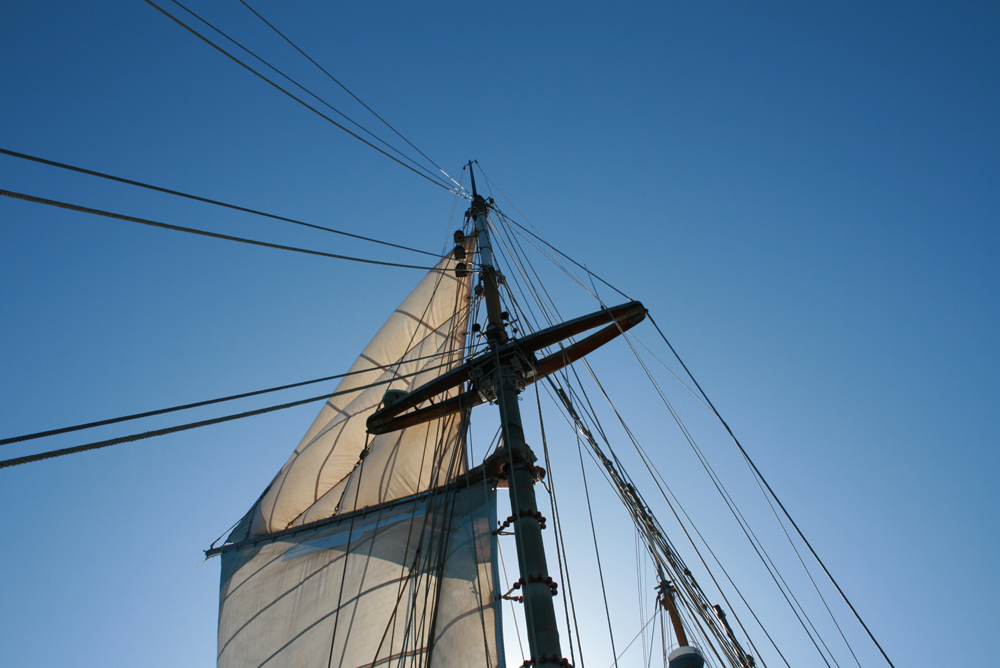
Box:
(468, 160), (479, 198)
(468, 160), (489, 221)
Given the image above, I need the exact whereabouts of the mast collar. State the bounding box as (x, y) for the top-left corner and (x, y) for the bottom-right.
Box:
(470, 193), (489, 216)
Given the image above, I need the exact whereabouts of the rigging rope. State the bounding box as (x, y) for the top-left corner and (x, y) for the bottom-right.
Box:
(645, 315), (897, 668)
(235, 0), (466, 195)
(564, 361), (782, 668)
(488, 181), (859, 666)
(0, 148), (447, 259)
(536, 384), (580, 668)
(487, 206), (778, 666)
(474, 165), (630, 299)
(0, 353), (462, 447)
(605, 611), (657, 668)
(167, 0), (450, 191)
(145, 0), (464, 196)
(0, 362), (452, 470)
(0, 189), (447, 270)
(552, 377), (726, 665)
(647, 608), (658, 668)
(603, 316), (837, 666)
(493, 208), (607, 305)
(575, 425), (620, 668)
(750, 458), (864, 668)
(486, 189), (887, 668)
(498, 542), (527, 660)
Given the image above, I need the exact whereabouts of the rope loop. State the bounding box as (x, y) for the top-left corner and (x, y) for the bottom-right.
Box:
(492, 508), (547, 534)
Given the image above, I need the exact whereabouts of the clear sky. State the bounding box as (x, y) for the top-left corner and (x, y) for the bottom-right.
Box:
(1, 2), (997, 667)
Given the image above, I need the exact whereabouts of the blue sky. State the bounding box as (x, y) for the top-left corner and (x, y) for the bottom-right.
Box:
(1, 2), (997, 667)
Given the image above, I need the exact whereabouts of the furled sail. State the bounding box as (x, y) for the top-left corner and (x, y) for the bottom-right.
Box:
(248, 244), (476, 537)
(218, 485), (500, 668)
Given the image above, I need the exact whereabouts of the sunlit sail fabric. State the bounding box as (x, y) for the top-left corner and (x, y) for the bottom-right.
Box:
(248, 246), (475, 537)
(218, 485), (501, 668)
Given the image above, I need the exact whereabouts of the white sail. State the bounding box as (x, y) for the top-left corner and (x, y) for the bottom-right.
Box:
(249, 245), (476, 537)
(216, 242), (499, 668)
(218, 485), (501, 668)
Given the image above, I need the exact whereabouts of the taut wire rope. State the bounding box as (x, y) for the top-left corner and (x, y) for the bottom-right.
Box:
(605, 611), (657, 668)
(145, 0), (464, 196)
(0, 189), (450, 271)
(567, 358), (786, 668)
(575, 417), (620, 668)
(0, 351), (466, 447)
(535, 383), (580, 668)
(488, 187), (888, 667)
(476, 166), (630, 300)
(0, 147), (448, 259)
(236, 0), (467, 194)
(497, 540), (527, 660)
(600, 318), (838, 666)
(646, 314), (897, 668)
(491, 206), (743, 663)
(487, 204), (780, 666)
(553, 374), (744, 668)
(167, 0), (448, 190)
(0, 362), (452, 470)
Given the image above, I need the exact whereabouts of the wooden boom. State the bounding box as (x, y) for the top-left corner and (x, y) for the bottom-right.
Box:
(366, 300), (647, 435)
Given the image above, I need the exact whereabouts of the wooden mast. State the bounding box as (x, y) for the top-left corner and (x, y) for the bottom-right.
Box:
(469, 164), (566, 668)
(365, 165), (646, 665)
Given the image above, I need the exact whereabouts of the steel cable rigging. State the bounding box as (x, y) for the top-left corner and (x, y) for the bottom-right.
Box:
(0, 348), (472, 447)
(574, 405), (621, 668)
(489, 206), (812, 665)
(605, 324), (839, 667)
(476, 166), (629, 300)
(0, 148), (448, 260)
(481, 203), (760, 667)
(502, 223), (827, 667)
(234, 0), (466, 194)
(483, 190), (840, 667)
(644, 315), (897, 668)
(0, 189), (451, 271)
(145, 0), (464, 196)
(473, 163), (858, 660)
(482, 178), (895, 668)
(165, 0), (455, 193)
(556, 378), (786, 668)
(0, 363), (449, 470)
(534, 384), (584, 668)
(0, 298), (482, 467)
(553, 372), (758, 668)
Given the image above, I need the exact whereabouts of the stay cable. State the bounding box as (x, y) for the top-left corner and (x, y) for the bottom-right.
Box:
(0, 148), (446, 259)
(0, 189), (448, 271)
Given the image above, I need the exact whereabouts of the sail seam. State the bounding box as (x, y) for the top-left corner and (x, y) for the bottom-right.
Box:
(207, 478), (483, 556)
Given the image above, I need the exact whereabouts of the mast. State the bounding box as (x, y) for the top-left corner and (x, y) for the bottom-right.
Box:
(469, 164), (566, 668)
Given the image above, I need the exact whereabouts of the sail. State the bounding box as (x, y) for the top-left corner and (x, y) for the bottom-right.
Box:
(218, 484), (501, 668)
(248, 244), (476, 537)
